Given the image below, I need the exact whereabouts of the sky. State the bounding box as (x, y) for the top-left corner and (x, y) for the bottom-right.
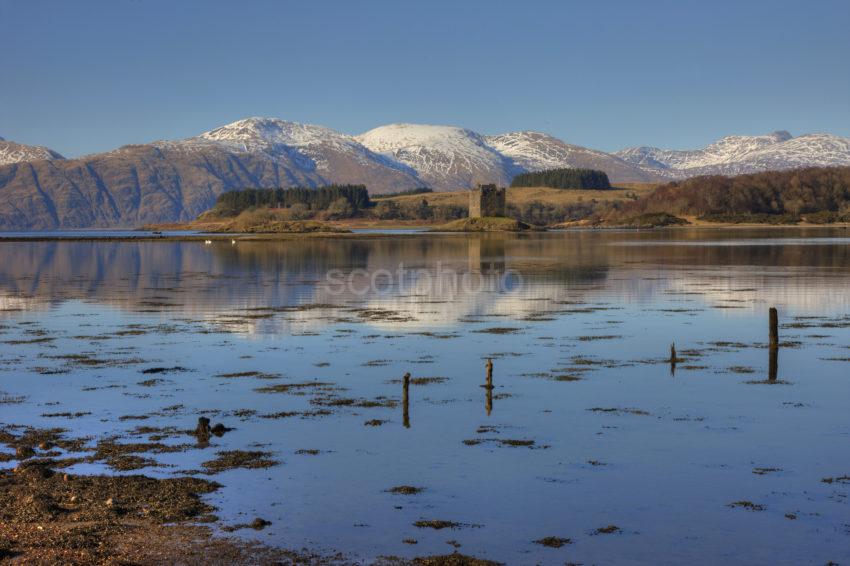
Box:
(1, 0), (849, 157)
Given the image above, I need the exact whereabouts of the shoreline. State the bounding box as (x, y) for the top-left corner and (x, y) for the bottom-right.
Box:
(0, 461), (492, 565)
(0, 222), (848, 242)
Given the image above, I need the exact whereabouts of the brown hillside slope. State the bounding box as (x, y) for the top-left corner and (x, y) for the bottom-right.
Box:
(0, 144), (423, 230)
(608, 166), (850, 224)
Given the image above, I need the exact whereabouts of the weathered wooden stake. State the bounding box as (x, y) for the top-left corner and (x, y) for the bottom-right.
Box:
(769, 307), (779, 349)
(402, 372), (410, 428)
(484, 358), (494, 415)
(768, 307), (780, 382)
(768, 307), (779, 381)
(769, 344), (778, 382)
(669, 342), (677, 376)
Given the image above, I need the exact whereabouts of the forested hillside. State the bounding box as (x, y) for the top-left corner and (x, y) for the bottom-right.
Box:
(510, 168), (611, 189)
(613, 166), (850, 223)
(211, 185), (371, 216)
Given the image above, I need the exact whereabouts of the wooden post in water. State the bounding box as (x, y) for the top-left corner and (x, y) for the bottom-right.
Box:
(769, 343), (778, 382)
(485, 358), (494, 416)
(669, 342), (677, 376)
(769, 308), (779, 382)
(769, 308), (779, 349)
(402, 372), (411, 428)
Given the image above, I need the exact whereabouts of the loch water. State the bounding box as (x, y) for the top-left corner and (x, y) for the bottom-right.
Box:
(1, 228), (850, 564)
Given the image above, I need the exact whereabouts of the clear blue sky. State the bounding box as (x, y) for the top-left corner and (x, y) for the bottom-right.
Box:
(2, 0), (848, 157)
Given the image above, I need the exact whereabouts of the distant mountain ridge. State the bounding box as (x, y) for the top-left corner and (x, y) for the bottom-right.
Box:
(615, 131), (850, 178)
(0, 137), (65, 165)
(486, 130), (660, 183)
(1, 118), (849, 229)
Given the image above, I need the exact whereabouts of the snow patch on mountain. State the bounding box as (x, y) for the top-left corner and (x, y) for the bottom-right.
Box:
(0, 139), (64, 166)
(200, 118), (351, 153)
(196, 118), (358, 171)
(486, 131), (611, 170)
(356, 123), (516, 187)
(738, 133), (850, 168)
(616, 131), (850, 178)
(486, 131), (661, 183)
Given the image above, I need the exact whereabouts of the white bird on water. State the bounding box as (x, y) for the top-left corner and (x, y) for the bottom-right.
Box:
(231, 239), (236, 245)
(204, 240), (212, 245)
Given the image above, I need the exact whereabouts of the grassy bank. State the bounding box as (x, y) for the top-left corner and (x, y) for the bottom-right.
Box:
(382, 184), (656, 209)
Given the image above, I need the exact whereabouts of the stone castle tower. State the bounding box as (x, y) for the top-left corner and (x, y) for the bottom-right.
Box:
(468, 184), (506, 218)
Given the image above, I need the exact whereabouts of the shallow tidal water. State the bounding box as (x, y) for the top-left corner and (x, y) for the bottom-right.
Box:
(2, 228), (850, 564)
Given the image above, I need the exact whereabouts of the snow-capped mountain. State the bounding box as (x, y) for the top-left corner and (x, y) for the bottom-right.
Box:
(194, 118), (413, 174)
(200, 118), (353, 153)
(486, 131), (658, 183)
(166, 117), (422, 193)
(616, 131), (850, 178)
(356, 123), (519, 188)
(0, 137), (64, 166)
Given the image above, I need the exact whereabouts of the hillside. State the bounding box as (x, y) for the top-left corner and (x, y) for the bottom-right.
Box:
(608, 166), (850, 224)
(0, 137), (64, 166)
(0, 143), (325, 230)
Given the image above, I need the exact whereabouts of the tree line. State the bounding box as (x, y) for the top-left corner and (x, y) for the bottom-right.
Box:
(510, 168), (611, 190)
(214, 185), (371, 216)
(616, 166), (850, 222)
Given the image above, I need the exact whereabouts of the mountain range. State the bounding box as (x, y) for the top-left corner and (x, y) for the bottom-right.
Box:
(1, 118), (848, 229)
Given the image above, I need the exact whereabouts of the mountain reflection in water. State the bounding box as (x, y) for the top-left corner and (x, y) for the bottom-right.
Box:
(2, 229), (849, 334)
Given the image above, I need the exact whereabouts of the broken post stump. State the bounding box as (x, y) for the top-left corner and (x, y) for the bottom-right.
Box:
(769, 344), (778, 382)
(769, 307), (779, 349)
(195, 417), (211, 437)
(484, 359), (494, 415)
(194, 416), (211, 446)
(768, 307), (779, 381)
(402, 372), (410, 428)
(670, 342), (677, 376)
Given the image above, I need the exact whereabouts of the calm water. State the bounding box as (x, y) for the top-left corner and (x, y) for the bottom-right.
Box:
(2, 228), (850, 564)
